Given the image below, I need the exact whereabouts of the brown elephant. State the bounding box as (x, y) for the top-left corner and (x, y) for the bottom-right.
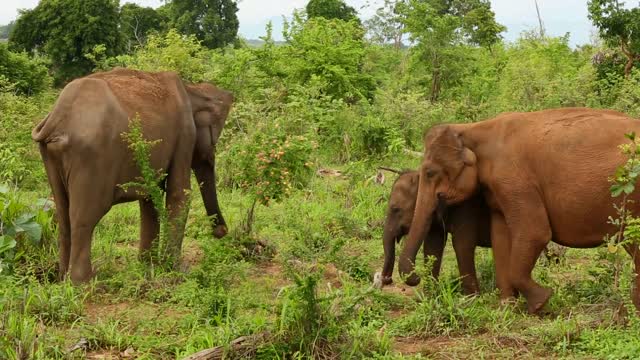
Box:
(32, 68), (233, 283)
(379, 169), (491, 295)
(399, 107), (640, 314)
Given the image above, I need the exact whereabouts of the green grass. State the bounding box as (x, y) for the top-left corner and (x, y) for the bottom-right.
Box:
(2, 160), (640, 359)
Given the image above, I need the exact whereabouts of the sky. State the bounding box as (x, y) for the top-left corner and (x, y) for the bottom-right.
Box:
(0, 0), (603, 47)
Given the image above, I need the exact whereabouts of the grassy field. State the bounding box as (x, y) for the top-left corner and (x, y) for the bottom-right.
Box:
(2, 151), (640, 359)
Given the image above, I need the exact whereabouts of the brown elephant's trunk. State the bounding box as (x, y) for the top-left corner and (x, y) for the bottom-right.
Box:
(381, 223), (399, 286)
(399, 172), (435, 286)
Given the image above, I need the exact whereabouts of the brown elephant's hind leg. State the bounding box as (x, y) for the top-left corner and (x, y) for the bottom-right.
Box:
(139, 199), (159, 262)
(499, 190), (553, 315)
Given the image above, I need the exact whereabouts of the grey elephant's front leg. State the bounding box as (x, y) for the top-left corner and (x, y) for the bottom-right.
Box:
(451, 229), (480, 295)
(193, 155), (227, 238)
(139, 199), (159, 262)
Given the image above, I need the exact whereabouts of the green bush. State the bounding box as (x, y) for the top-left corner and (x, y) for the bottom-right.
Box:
(0, 184), (55, 276)
(282, 13), (376, 102)
(223, 121), (316, 205)
(0, 43), (50, 95)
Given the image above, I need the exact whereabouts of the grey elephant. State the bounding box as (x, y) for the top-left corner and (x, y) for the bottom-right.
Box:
(32, 68), (233, 283)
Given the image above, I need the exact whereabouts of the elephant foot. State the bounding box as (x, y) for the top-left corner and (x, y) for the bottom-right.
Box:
(462, 282), (480, 296)
(373, 272), (393, 289)
(526, 286), (553, 314)
(213, 224), (228, 239)
(70, 267), (95, 285)
(499, 296), (517, 309)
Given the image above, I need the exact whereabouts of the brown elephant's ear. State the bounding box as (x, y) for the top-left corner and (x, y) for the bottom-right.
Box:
(424, 125), (467, 177)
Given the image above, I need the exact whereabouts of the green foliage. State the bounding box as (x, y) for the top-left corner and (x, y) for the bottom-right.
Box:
(399, 0), (505, 101)
(0, 21), (14, 39)
(168, 0), (239, 49)
(225, 122), (316, 205)
(306, 0), (361, 23)
(119, 3), (168, 51)
(0, 185), (54, 275)
(588, 0), (640, 77)
(493, 35), (596, 112)
(9, 0), (123, 83)
(283, 12), (376, 102)
(107, 29), (207, 82)
(120, 116), (188, 270)
(606, 132), (640, 251)
(0, 42), (51, 95)
(365, 0), (406, 48)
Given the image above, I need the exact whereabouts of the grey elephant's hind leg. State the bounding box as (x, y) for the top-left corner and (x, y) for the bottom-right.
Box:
(67, 172), (112, 284)
(164, 159), (192, 264)
(49, 176), (71, 280)
(139, 199), (159, 262)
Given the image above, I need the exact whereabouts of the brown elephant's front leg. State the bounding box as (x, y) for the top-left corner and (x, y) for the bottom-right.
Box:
(139, 199), (159, 262)
(423, 226), (447, 280)
(451, 228), (480, 295)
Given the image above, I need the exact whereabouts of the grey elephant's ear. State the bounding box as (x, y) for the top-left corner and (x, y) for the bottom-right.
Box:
(462, 148), (477, 166)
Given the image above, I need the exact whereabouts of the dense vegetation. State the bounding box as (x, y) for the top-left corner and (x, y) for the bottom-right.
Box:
(2, 0), (640, 358)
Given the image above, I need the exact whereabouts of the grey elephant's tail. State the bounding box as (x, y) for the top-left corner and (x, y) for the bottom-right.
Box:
(32, 113), (68, 148)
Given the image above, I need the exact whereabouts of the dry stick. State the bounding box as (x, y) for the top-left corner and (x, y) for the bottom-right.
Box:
(181, 331), (271, 360)
(534, 0), (545, 38)
(377, 166), (402, 174)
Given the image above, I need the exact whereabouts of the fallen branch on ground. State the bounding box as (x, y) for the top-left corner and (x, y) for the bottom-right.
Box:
(181, 331), (271, 360)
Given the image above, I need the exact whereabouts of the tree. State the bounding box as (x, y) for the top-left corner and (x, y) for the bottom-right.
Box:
(282, 12), (375, 102)
(0, 43), (51, 95)
(306, 0), (360, 23)
(364, 0), (407, 48)
(120, 3), (168, 51)
(9, 0), (123, 84)
(399, 0), (505, 101)
(0, 21), (15, 39)
(588, 0), (640, 78)
(169, 0), (239, 49)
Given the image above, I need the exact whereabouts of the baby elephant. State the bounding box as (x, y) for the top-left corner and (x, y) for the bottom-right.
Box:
(379, 170), (491, 295)
(378, 170), (562, 295)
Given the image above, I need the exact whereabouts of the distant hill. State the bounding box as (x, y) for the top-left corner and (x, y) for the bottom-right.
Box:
(243, 38), (287, 48)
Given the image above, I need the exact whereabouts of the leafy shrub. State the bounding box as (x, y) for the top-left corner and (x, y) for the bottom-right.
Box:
(223, 120), (316, 205)
(494, 34), (595, 112)
(0, 43), (51, 95)
(107, 29), (208, 82)
(0, 184), (55, 276)
(282, 12), (376, 102)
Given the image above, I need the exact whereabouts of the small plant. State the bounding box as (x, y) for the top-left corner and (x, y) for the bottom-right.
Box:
(120, 116), (190, 271)
(0, 184), (53, 275)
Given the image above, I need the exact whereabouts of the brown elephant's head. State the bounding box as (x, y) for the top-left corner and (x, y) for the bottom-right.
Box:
(398, 125), (478, 286)
(185, 83), (235, 238)
(381, 170), (419, 286)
